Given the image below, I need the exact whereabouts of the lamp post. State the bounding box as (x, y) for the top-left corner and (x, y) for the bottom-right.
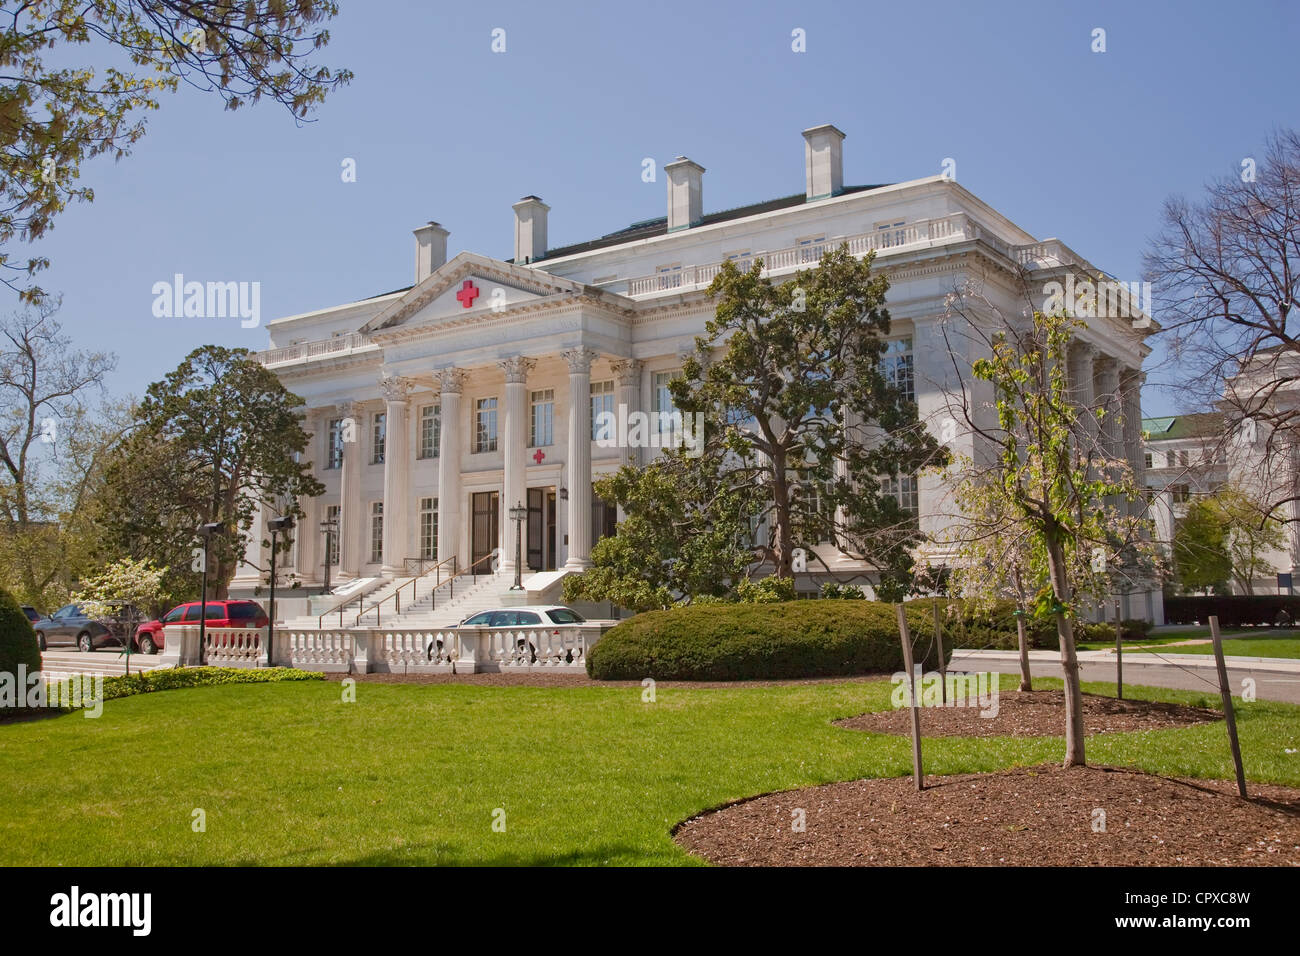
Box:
(508, 501), (527, 590)
(195, 522), (225, 666)
(320, 517), (338, 595)
(267, 515), (295, 668)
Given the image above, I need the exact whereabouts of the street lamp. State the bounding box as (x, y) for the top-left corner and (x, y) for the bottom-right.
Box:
(320, 517), (339, 595)
(267, 515), (296, 668)
(508, 501), (527, 590)
(195, 522), (225, 666)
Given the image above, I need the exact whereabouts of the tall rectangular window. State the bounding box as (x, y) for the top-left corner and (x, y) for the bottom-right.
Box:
(652, 370), (681, 434)
(591, 380), (615, 441)
(880, 475), (919, 515)
(529, 389), (554, 447)
(418, 404), (440, 459)
(369, 501), (384, 563)
(475, 397), (498, 453)
(325, 504), (340, 566)
(326, 418), (344, 469)
(882, 337), (915, 404)
(419, 497), (438, 561)
(372, 412), (386, 465)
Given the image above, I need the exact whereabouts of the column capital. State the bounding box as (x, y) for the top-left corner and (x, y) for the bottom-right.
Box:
(380, 374), (414, 403)
(335, 400), (358, 420)
(435, 367), (468, 394)
(563, 347), (598, 374)
(498, 355), (537, 384)
(611, 357), (643, 387)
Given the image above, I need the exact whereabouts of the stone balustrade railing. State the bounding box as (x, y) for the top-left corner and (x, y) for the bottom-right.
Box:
(159, 623), (609, 674)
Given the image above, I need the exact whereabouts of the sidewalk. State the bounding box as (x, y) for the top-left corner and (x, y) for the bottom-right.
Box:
(950, 648), (1300, 703)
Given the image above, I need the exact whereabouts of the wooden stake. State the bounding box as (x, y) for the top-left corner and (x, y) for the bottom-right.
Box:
(1114, 599), (1123, 701)
(933, 597), (947, 705)
(897, 605), (924, 791)
(1209, 615), (1248, 799)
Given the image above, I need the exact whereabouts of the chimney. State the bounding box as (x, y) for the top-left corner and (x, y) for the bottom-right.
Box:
(512, 196), (549, 263)
(802, 124), (846, 201)
(664, 156), (705, 232)
(413, 221), (449, 284)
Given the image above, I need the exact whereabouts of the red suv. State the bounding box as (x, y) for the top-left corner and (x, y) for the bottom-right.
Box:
(133, 600), (270, 654)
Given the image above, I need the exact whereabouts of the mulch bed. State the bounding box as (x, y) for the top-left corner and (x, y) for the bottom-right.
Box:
(834, 690), (1221, 738)
(675, 765), (1300, 866)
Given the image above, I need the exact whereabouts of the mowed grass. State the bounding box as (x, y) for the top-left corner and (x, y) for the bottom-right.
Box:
(2, 674), (1299, 866)
(1149, 636), (1300, 659)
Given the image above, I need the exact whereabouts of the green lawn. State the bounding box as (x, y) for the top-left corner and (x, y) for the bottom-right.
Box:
(2, 674), (1298, 866)
(1144, 636), (1300, 659)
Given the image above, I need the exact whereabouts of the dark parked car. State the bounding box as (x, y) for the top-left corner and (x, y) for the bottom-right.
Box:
(21, 606), (47, 626)
(133, 600), (270, 655)
(33, 603), (142, 653)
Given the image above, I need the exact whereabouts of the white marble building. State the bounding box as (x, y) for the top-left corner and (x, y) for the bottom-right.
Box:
(235, 124), (1159, 621)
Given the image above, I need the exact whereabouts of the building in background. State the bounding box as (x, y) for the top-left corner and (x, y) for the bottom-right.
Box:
(236, 124), (1159, 624)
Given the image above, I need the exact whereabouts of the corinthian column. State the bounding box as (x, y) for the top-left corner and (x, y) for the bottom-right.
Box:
(564, 348), (597, 569)
(498, 355), (535, 579)
(380, 375), (413, 575)
(436, 368), (467, 570)
(337, 400), (362, 576)
(1067, 340), (1096, 452)
(610, 358), (643, 469)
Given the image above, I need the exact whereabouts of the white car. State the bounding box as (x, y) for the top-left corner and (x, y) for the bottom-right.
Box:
(426, 606), (587, 662)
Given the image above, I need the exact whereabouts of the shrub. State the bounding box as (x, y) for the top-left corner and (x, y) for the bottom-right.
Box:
(735, 576), (797, 603)
(587, 600), (956, 681)
(1163, 594), (1300, 628)
(45, 666), (325, 712)
(819, 582), (867, 600)
(0, 586), (41, 681)
(940, 599), (1057, 651)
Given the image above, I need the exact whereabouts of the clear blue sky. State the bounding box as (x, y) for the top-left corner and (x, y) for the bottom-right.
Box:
(27, 0), (1299, 416)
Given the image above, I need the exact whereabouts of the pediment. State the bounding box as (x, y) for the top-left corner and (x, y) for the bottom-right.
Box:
(359, 252), (588, 335)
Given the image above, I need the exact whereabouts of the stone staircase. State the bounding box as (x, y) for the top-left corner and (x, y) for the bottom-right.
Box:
(283, 569), (519, 631)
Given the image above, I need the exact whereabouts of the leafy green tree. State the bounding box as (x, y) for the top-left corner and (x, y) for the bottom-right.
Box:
(563, 445), (759, 612)
(1213, 486), (1286, 594)
(1, 1), (351, 300)
(943, 306), (1154, 767)
(98, 346), (322, 602)
(671, 246), (946, 596)
(1172, 498), (1232, 594)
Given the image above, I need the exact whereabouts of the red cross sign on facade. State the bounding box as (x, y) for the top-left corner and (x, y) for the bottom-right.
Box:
(455, 279), (480, 308)
(532, 449), (545, 464)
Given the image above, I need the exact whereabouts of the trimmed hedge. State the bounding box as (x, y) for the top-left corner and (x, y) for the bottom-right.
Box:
(0, 586), (41, 680)
(587, 600), (957, 681)
(1163, 595), (1300, 628)
(47, 666), (325, 711)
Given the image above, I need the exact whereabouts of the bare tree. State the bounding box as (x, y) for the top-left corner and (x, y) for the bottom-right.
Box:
(0, 300), (119, 604)
(1144, 128), (1300, 530)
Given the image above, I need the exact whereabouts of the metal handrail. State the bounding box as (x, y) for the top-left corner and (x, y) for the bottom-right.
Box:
(354, 555), (458, 627)
(318, 583), (373, 628)
(358, 551), (499, 628)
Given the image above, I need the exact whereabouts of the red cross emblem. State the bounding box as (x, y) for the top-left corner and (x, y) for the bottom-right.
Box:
(532, 449), (546, 464)
(455, 279), (480, 309)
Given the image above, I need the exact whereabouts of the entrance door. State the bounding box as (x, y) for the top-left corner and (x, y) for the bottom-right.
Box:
(526, 487), (557, 570)
(471, 491), (499, 569)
